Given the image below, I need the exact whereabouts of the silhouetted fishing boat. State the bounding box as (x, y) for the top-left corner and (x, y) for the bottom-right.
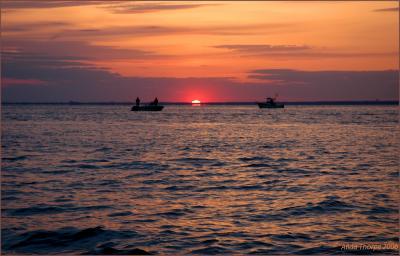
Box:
(131, 97), (163, 111)
(257, 97), (284, 108)
(131, 105), (164, 111)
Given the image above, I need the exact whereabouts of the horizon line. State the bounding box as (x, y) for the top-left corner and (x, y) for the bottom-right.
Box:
(2, 100), (399, 106)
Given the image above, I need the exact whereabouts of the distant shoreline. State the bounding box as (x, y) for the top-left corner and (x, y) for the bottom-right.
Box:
(1, 101), (399, 106)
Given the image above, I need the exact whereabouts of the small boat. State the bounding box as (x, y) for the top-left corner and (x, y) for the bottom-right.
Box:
(257, 97), (284, 108)
(131, 105), (164, 111)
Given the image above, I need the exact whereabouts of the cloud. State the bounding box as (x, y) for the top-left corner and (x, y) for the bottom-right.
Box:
(1, 78), (48, 86)
(214, 44), (398, 58)
(2, 52), (398, 102)
(248, 69), (398, 100)
(1, 21), (71, 32)
(2, 40), (164, 61)
(106, 3), (218, 14)
(41, 23), (294, 41)
(1, 1), (218, 13)
(3, 17), (294, 40)
(215, 44), (310, 52)
(214, 44), (311, 55)
(373, 7), (399, 12)
(250, 69), (398, 81)
(1, 52), (237, 102)
(1, 1), (108, 9)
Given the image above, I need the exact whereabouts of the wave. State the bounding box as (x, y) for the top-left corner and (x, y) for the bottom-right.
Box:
(157, 208), (194, 218)
(5, 204), (113, 216)
(3, 226), (148, 254)
(164, 185), (197, 191)
(107, 161), (170, 171)
(190, 246), (230, 254)
(108, 211), (133, 217)
(294, 245), (339, 254)
(281, 197), (354, 216)
(173, 157), (225, 167)
(2, 155), (28, 162)
(238, 156), (273, 162)
(83, 247), (152, 255)
(245, 163), (272, 168)
(361, 206), (397, 215)
(270, 233), (312, 241)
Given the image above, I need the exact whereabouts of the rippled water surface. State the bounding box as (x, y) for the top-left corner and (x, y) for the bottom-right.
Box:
(2, 104), (399, 254)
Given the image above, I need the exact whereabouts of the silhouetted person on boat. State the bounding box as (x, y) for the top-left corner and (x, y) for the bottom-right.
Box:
(153, 97), (159, 106)
(136, 97), (140, 106)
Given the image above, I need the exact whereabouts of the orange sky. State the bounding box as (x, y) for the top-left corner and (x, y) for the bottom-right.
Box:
(1, 1), (399, 102)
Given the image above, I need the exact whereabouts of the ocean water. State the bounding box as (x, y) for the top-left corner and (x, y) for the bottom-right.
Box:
(1, 104), (399, 255)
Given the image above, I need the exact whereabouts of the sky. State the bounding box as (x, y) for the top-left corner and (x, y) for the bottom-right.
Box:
(1, 1), (399, 102)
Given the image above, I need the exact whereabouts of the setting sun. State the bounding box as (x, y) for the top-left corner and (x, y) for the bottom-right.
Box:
(191, 100), (201, 104)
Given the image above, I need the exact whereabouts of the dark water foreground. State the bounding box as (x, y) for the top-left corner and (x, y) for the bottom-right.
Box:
(1, 105), (399, 254)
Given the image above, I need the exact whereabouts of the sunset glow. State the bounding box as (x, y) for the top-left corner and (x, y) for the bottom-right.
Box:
(1, 1), (398, 102)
